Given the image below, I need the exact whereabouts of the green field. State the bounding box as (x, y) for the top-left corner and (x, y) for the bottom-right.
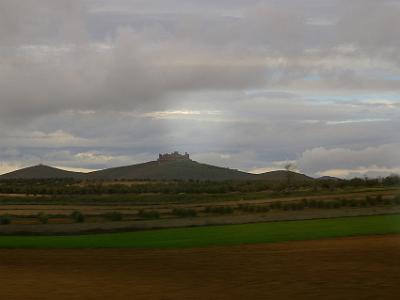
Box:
(1, 214), (400, 249)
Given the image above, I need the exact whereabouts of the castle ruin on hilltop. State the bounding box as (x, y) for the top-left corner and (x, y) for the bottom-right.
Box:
(158, 151), (190, 162)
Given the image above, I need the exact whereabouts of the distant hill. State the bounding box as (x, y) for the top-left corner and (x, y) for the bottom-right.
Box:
(0, 165), (84, 179)
(0, 154), (315, 182)
(87, 159), (314, 182)
(87, 159), (257, 181)
(257, 170), (314, 183)
(317, 176), (341, 181)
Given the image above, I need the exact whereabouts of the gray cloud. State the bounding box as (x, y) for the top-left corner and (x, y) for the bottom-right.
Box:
(297, 143), (400, 178)
(0, 0), (399, 177)
(0, 0), (87, 46)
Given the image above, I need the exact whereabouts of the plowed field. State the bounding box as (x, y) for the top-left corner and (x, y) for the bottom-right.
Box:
(1, 235), (399, 299)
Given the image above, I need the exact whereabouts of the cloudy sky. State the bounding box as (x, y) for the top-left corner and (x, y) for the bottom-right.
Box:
(0, 0), (399, 178)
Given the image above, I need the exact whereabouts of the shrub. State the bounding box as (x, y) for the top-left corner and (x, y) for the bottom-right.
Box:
(71, 211), (85, 223)
(138, 210), (160, 219)
(103, 212), (123, 222)
(37, 212), (49, 224)
(343, 198), (356, 207)
(237, 204), (269, 213)
(172, 208), (197, 218)
(256, 206), (270, 213)
(269, 201), (282, 209)
(204, 206), (234, 214)
(0, 215), (11, 225)
(283, 202), (304, 211)
(365, 196), (376, 205)
(333, 201), (342, 208)
(301, 198), (309, 207)
(325, 201), (335, 209)
(308, 200), (317, 208)
(358, 200), (368, 207)
(237, 204), (256, 212)
(296, 202), (305, 210)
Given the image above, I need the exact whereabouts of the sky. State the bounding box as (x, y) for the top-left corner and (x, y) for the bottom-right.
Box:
(0, 0), (399, 178)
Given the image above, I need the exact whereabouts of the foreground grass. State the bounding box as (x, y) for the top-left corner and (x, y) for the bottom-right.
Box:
(1, 214), (400, 249)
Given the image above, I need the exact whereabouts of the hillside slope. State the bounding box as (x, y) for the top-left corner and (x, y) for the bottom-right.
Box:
(257, 170), (314, 182)
(0, 161), (314, 182)
(87, 159), (257, 181)
(0, 165), (83, 179)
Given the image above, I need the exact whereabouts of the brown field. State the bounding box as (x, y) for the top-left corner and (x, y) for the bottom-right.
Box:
(0, 189), (397, 217)
(1, 235), (399, 299)
(1, 188), (398, 233)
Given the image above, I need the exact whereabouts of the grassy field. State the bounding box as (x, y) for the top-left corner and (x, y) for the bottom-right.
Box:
(1, 214), (400, 249)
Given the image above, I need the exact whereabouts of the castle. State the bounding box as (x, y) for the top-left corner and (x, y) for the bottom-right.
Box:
(158, 151), (190, 162)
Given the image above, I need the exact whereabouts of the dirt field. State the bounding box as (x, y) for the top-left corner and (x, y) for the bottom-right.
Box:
(1, 235), (399, 299)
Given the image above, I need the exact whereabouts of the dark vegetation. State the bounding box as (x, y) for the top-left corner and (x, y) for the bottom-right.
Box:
(204, 206), (234, 214)
(0, 174), (398, 196)
(0, 194), (399, 226)
(237, 204), (270, 213)
(203, 194), (400, 215)
(0, 173), (398, 226)
(37, 212), (49, 224)
(138, 210), (160, 219)
(172, 208), (197, 218)
(0, 215), (11, 225)
(103, 212), (123, 222)
(71, 211), (85, 223)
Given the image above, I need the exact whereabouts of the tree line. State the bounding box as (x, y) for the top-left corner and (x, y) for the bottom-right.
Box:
(0, 175), (398, 195)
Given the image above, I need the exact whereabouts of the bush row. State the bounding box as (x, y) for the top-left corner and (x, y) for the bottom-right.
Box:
(204, 194), (400, 215)
(172, 208), (197, 218)
(1, 194), (398, 225)
(204, 206), (234, 214)
(1, 174), (399, 196)
(138, 210), (160, 219)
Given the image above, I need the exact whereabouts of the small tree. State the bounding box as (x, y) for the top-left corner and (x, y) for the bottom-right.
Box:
(71, 211), (85, 223)
(138, 210), (160, 219)
(37, 212), (49, 224)
(103, 212), (123, 222)
(284, 163), (296, 187)
(172, 208), (197, 218)
(0, 215), (11, 225)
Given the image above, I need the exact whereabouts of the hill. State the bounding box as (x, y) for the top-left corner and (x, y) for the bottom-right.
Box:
(87, 158), (313, 182)
(0, 165), (84, 179)
(317, 176), (341, 181)
(0, 153), (315, 182)
(257, 170), (314, 183)
(87, 159), (257, 181)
